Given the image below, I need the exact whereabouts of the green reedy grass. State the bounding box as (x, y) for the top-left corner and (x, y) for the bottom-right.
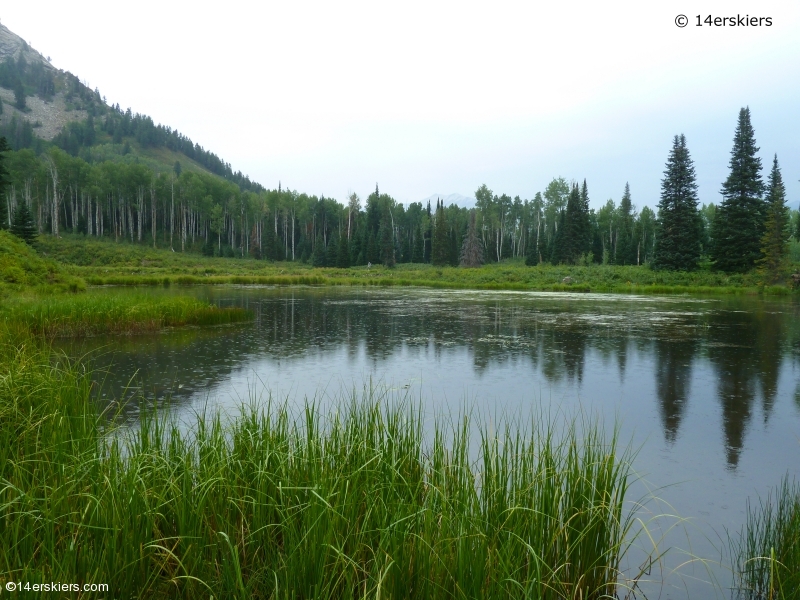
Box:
(731, 477), (800, 599)
(1, 293), (251, 338)
(0, 332), (639, 599)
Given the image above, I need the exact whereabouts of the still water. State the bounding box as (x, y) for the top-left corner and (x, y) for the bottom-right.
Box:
(63, 286), (800, 598)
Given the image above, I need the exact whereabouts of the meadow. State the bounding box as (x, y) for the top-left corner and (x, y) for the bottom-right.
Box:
(36, 234), (798, 296)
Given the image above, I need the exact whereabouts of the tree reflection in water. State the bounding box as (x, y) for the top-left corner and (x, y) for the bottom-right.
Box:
(59, 288), (800, 470)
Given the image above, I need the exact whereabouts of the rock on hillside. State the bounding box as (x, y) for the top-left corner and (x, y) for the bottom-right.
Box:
(0, 22), (55, 69)
(0, 22), (87, 140)
(0, 86), (87, 141)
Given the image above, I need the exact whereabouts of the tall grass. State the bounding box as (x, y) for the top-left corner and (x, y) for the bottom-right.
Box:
(731, 477), (800, 599)
(0, 332), (639, 599)
(1, 293), (251, 338)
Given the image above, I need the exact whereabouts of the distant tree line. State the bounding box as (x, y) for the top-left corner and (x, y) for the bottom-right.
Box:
(0, 105), (796, 276)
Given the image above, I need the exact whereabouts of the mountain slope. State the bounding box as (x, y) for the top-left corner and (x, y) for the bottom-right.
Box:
(0, 23), (260, 191)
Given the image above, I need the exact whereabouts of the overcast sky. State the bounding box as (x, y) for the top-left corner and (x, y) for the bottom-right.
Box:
(3, 1), (799, 210)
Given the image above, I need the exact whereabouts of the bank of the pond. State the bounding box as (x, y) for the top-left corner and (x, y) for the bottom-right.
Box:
(0, 293), (251, 338)
(1, 334), (640, 599)
(37, 234), (798, 296)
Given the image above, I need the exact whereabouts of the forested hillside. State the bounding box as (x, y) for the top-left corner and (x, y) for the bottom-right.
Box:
(0, 24), (797, 278)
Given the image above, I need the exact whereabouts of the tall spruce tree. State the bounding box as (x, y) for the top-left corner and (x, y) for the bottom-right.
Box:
(431, 199), (449, 266)
(579, 180), (593, 257)
(411, 225), (424, 263)
(378, 209), (395, 267)
(10, 201), (37, 244)
(653, 134), (702, 270)
(337, 233), (350, 268)
(554, 183), (590, 264)
(711, 107), (765, 272)
(756, 155), (789, 282)
(0, 136), (10, 229)
(311, 234), (327, 267)
(615, 183), (635, 265)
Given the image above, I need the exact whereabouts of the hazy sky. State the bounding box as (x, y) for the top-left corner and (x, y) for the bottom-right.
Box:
(3, 1), (799, 209)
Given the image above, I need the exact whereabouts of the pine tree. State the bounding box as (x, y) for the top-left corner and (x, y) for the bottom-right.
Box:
(579, 180), (593, 256)
(711, 107), (765, 272)
(10, 201), (37, 244)
(554, 184), (587, 264)
(757, 155), (789, 282)
(337, 233), (350, 268)
(411, 226), (424, 263)
(311, 234), (327, 267)
(653, 134), (702, 270)
(378, 210), (395, 267)
(615, 183), (635, 265)
(14, 80), (26, 110)
(327, 234), (339, 266)
(0, 136), (9, 229)
(459, 210), (484, 267)
(431, 199), (449, 266)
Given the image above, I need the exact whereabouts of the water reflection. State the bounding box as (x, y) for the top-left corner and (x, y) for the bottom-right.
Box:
(61, 288), (800, 469)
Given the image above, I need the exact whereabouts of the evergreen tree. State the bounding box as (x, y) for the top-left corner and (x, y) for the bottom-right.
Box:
(0, 136), (9, 229)
(411, 226), (424, 263)
(757, 155), (789, 282)
(525, 231), (538, 266)
(554, 184), (589, 264)
(711, 107), (765, 272)
(460, 210), (484, 267)
(615, 183), (635, 264)
(431, 199), (449, 266)
(378, 210), (395, 267)
(327, 234), (339, 266)
(653, 134), (702, 270)
(10, 201), (37, 244)
(337, 233), (350, 268)
(423, 201), (432, 263)
(202, 235), (215, 256)
(311, 234), (327, 267)
(579, 180), (593, 256)
(14, 80), (26, 110)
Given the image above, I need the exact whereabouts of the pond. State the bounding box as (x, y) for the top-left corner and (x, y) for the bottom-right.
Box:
(62, 286), (800, 599)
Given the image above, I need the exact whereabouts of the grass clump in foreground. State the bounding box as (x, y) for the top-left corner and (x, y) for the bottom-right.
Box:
(0, 333), (640, 599)
(731, 477), (800, 599)
(1, 293), (251, 338)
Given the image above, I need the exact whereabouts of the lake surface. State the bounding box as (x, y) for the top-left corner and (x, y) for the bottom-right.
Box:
(63, 286), (800, 599)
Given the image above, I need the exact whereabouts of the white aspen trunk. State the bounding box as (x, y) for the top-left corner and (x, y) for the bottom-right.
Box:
(137, 186), (144, 242)
(151, 185), (156, 248)
(170, 177), (175, 251)
(45, 159), (60, 237)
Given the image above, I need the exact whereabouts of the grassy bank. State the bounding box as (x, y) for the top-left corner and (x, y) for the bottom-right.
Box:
(0, 293), (251, 338)
(38, 234), (798, 296)
(0, 332), (638, 599)
(732, 477), (800, 599)
(0, 231), (85, 298)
